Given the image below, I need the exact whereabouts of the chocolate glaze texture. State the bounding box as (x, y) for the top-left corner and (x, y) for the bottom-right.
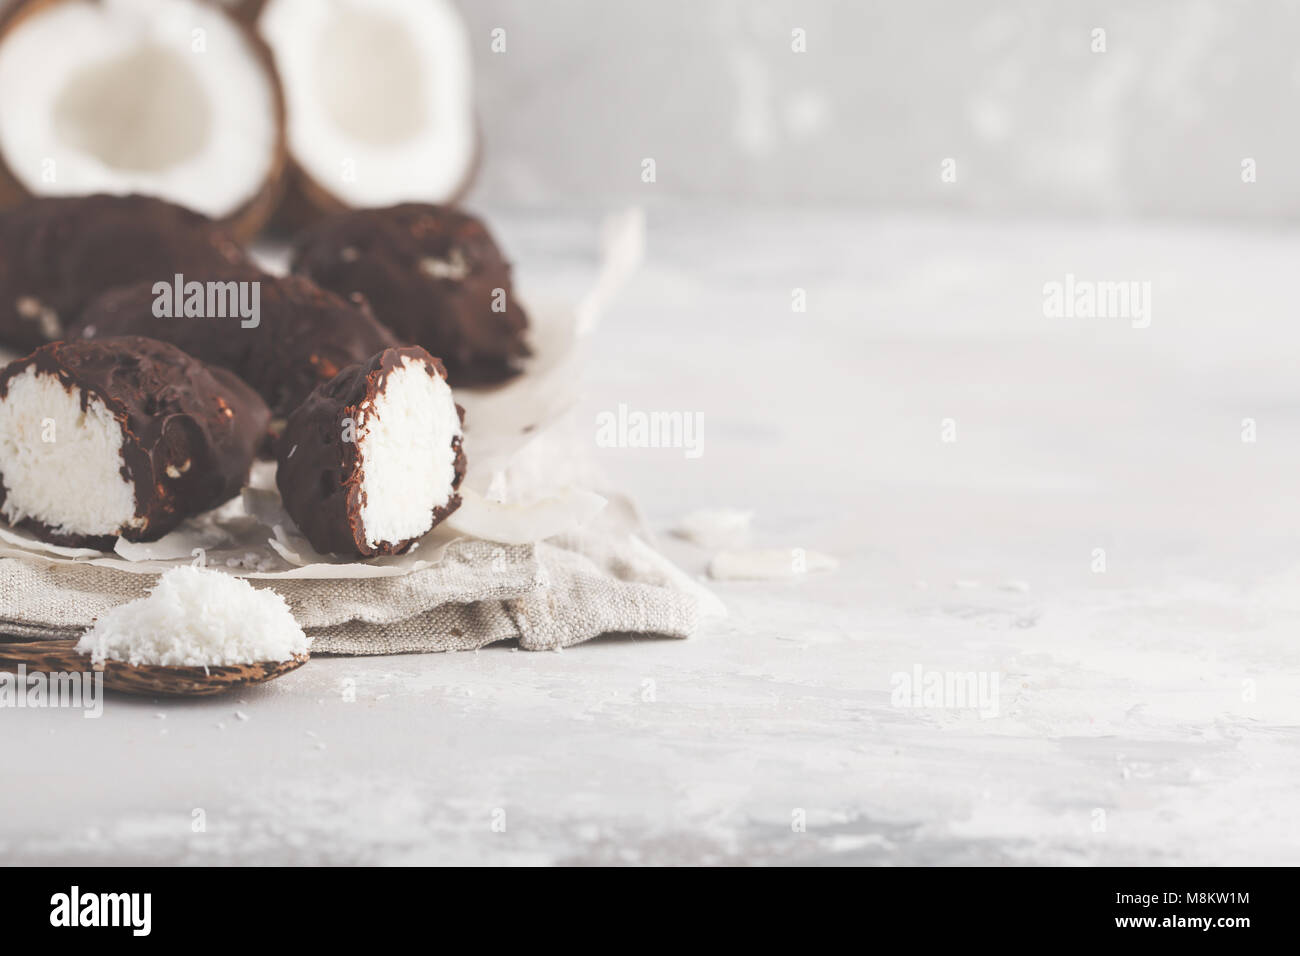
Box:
(0, 195), (252, 352)
(275, 346), (466, 557)
(70, 274), (399, 419)
(0, 336), (271, 549)
(290, 204), (529, 386)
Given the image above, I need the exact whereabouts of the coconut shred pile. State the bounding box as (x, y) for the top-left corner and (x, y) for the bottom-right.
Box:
(77, 566), (308, 667)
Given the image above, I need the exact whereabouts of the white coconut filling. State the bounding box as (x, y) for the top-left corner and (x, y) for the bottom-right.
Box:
(260, 0), (475, 206)
(356, 357), (461, 548)
(77, 566), (308, 666)
(0, 0), (278, 219)
(0, 366), (139, 537)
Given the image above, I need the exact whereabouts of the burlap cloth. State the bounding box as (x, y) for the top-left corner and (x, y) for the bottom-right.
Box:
(0, 511), (705, 654)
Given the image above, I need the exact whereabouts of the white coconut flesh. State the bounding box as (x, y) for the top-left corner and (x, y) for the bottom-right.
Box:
(0, 0), (278, 220)
(259, 0), (474, 206)
(0, 366), (140, 537)
(355, 356), (461, 550)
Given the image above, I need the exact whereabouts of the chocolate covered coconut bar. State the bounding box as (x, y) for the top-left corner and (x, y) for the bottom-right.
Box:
(0, 195), (252, 352)
(290, 204), (529, 386)
(0, 336), (270, 548)
(275, 346), (465, 557)
(71, 274), (398, 419)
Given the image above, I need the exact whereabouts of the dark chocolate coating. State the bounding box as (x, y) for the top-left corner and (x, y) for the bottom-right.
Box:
(275, 346), (466, 557)
(0, 195), (252, 352)
(0, 336), (271, 549)
(290, 204), (529, 386)
(70, 274), (399, 418)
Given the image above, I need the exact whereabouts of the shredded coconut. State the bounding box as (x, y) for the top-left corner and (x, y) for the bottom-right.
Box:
(77, 566), (308, 666)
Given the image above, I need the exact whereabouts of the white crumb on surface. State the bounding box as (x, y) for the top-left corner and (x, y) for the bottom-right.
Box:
(671, 508), (753, 549)
(76, 566), (309, 667)
(708, 548), (839, 580)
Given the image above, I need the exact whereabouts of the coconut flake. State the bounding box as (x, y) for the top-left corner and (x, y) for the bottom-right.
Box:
(671, 508), (753, 550)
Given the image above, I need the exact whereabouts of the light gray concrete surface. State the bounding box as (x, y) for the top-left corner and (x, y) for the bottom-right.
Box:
(3, 206), (1298, 865)
(463, 0), (1300, 220)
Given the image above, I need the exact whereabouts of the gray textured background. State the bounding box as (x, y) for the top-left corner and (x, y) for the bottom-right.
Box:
(460, 0), (1300, 219)
(7, 1), (1300, 868)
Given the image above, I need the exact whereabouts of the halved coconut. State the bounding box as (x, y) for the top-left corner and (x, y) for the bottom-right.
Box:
(256, 0), (477, 226)
(0, 0), (286, 240)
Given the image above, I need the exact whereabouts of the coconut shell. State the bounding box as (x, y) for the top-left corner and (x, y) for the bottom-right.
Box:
(0, 0), (288, 242)
(250, 0), (480, 233)
(264, 121), (481, 238)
